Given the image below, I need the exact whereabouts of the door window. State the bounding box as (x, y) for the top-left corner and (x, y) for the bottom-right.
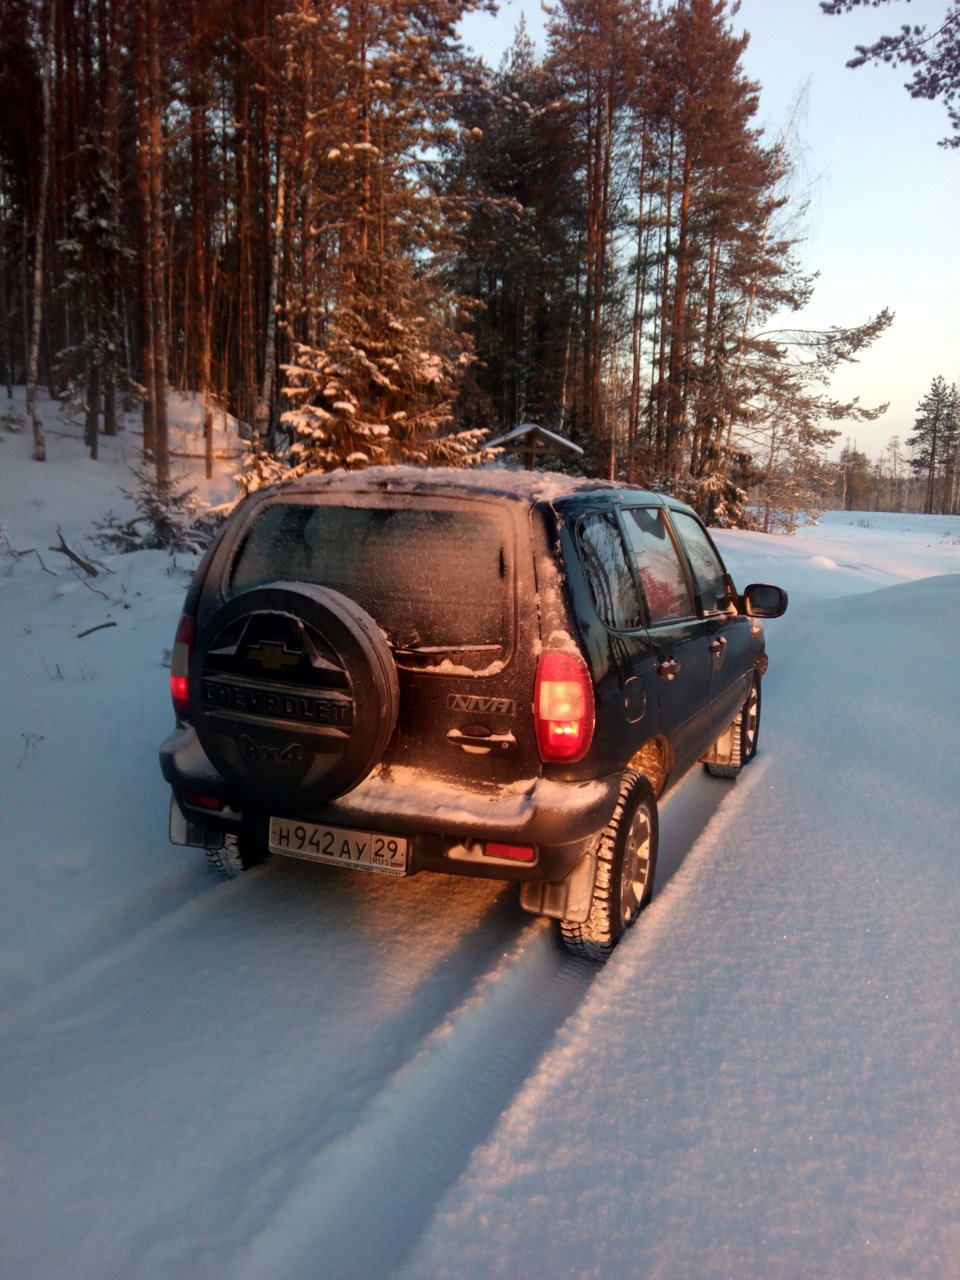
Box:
(669, 511), (731, 614)
(620, 508), (693, 624)
(577, 512), (643, 631)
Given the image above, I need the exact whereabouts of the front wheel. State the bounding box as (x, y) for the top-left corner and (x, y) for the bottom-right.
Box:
(560, 771), (659, 963)
(705, 675), (761, 779)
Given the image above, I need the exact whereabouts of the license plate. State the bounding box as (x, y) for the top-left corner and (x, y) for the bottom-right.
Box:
(268, 817), (408, 876)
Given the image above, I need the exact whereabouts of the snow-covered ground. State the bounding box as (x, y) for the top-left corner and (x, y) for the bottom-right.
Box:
(2, 395), (958, 1280)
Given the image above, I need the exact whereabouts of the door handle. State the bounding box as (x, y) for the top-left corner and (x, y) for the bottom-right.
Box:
(709, 636), (727, 655)
(658, 657), (681, 680)
(447, 729), (517, 753)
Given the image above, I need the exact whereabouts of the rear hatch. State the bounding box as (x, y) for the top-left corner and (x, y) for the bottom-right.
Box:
(222, 490), (544, 794)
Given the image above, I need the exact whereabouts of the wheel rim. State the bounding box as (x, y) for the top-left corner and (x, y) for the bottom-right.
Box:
(620, 803), (653, 925)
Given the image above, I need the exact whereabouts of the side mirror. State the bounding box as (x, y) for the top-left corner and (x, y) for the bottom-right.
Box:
(742, 582), (788, 618)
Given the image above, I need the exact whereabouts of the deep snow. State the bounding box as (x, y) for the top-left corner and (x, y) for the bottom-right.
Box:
(1, 396), (958, 1279)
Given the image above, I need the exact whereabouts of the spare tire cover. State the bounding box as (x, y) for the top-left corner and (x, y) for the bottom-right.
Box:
(191, 582), (399, 810)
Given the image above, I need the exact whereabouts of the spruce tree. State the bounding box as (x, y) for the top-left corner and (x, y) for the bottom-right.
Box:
(270, 0), (481, 478)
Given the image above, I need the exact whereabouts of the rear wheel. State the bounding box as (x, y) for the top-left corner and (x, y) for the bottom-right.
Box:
(560, 771), (658, 963)
(204, 835), (267, 879)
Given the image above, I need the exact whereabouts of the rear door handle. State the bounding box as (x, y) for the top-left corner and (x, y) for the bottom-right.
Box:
(709, 636), (727, 655)
(447, 729), (517, 753)
(658, 658), (681, 680)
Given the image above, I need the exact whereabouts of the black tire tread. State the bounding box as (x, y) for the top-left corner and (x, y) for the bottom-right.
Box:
(204, 835), (266, 879)
(560, 770), (657, 963)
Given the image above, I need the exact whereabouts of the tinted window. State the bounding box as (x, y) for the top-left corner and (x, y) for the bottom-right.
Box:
(669, 511), (730, 613)
(231, 501), (510, 671)
(621, 508), (693, 624)
(578, 512), (643, 631)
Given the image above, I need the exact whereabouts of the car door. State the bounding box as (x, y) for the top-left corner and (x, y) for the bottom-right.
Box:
(666, 508), (753, 732)
(619, 506), (716, 776)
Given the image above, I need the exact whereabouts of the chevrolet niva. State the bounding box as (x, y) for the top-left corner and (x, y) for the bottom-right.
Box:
(160, 467), (787, 961)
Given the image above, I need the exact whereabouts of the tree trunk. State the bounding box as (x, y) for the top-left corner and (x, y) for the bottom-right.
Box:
(148, 0), (168, 486)
(665, 144), (693, 481)
(84, 360), (100, 457)
(26, 0), (57, 462)
(137, 0), (156, 459)
(256, 151), (285, 448)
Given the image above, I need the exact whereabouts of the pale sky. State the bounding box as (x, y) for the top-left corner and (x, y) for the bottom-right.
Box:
(460, 0), (960, 462)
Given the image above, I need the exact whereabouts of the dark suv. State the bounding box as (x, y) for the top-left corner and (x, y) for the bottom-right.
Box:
(160, 467), (787, 960)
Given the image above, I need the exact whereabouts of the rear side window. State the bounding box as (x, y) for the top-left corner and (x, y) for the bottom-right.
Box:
(669, 511), (730, 613)
(578, 511), (643, 631)
(230, 501), (512, 672)
(620, 508), (693, 624)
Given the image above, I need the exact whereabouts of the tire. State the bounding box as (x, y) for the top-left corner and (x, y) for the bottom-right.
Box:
(205, 834), (267, 879)
(705, 675), (761, 779)
(560, 771), (659, 963)
(192, 583), (399, 810)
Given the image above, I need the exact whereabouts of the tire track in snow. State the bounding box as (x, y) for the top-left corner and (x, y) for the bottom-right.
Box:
(3, 861), (568, 1280)
(0, 857), (217, 1019)
(231, 925), (595, 1280)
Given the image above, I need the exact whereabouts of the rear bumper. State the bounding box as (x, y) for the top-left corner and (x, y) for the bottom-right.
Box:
(160, 725), (620, 882)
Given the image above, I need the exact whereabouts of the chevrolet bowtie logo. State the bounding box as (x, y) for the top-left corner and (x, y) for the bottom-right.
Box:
(245, 641), (302, 672)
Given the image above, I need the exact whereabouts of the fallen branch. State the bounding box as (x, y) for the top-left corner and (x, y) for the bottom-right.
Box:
(49, 527), (99, 576)
(0, 531), (57, 575)
(77, 621), (117, 638)
(74, 571), (110, 600)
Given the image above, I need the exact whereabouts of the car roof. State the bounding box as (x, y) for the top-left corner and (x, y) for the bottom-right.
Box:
(264, 465), (679, 510)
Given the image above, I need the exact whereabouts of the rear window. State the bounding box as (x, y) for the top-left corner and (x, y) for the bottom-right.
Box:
(230, 500), (512, 672)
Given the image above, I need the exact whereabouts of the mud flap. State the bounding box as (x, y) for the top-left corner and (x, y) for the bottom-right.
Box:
(700, 718), (737, 767)
(519, 850), (598, 924)
(168, 795), (224, 851)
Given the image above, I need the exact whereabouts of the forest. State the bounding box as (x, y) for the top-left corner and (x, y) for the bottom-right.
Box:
(1, 0), (957, 527)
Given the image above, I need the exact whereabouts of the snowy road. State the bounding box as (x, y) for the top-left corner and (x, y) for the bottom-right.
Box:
(2, 729), (727, 1280)
(2, 414), (959, 1278)
(4, 857), (577, 1278)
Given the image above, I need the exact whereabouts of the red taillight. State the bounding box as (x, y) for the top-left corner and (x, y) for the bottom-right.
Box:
(533, 650), (595, 762)
(484, 842), (536, 862)
(184, 791), (223, 810)
(170, 614), (195, 719)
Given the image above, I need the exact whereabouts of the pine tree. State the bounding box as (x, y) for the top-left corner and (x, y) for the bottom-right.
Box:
(908, 375), (960, 514)
(544, 0), (646, 453)
(822, 1), (960, 147)
(743, 309), (893, 530)
(836, 440), (873, 510)
(447, 23), (582, 436)
(642, 0), (804, 490)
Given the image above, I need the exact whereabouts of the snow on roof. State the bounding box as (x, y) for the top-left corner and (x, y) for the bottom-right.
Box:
(281, 464), (658, 506)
